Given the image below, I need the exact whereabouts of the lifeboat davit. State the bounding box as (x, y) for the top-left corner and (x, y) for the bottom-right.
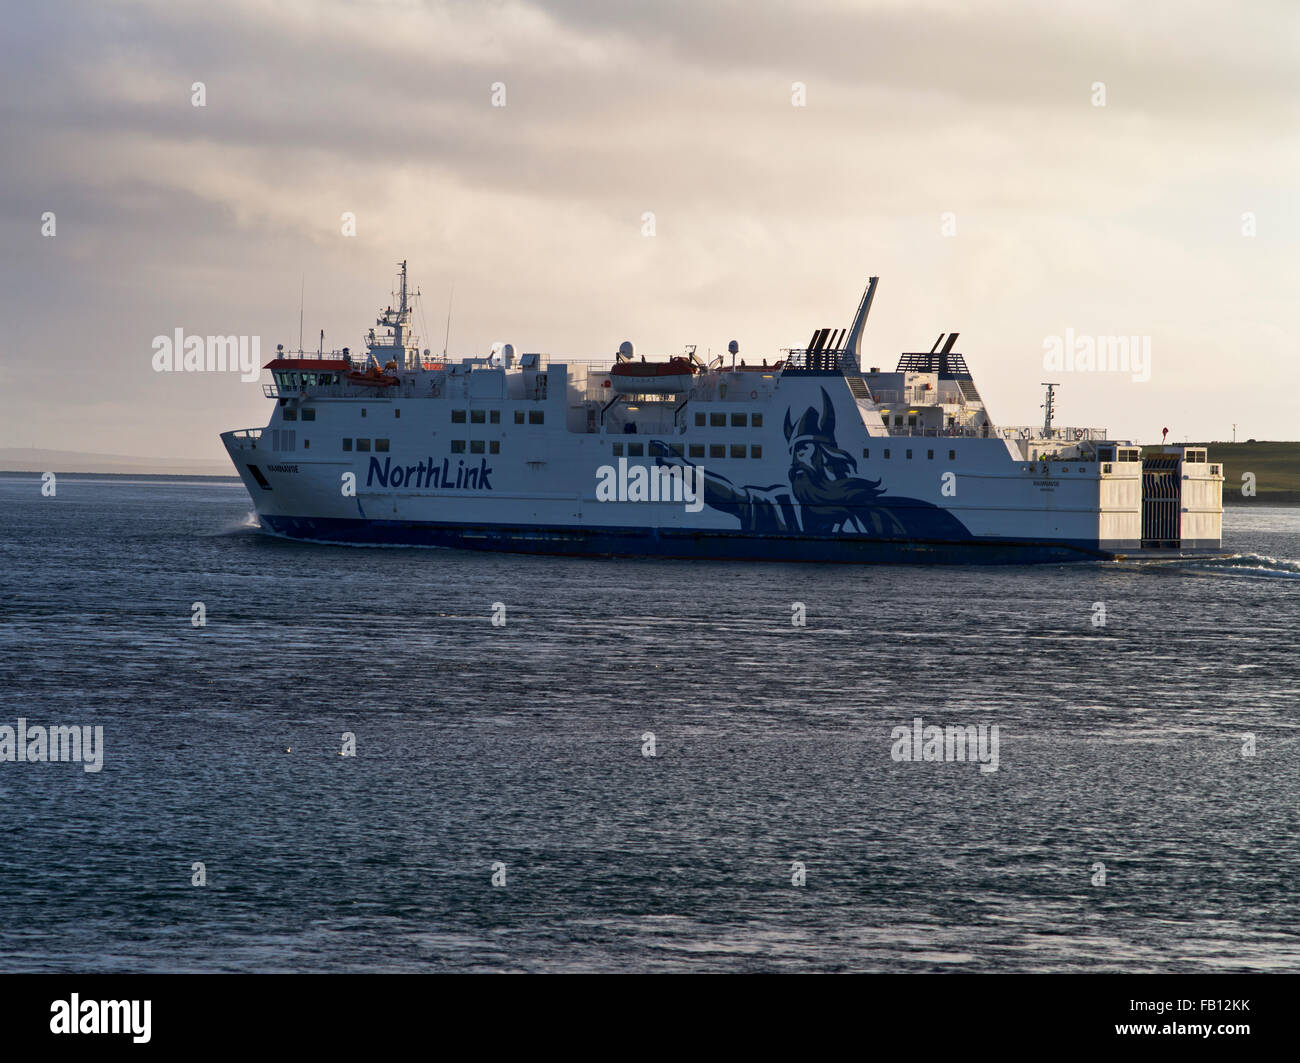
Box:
(609, 355), (695, 395)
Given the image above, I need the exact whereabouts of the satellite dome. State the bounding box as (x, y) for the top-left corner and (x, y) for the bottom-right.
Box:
(618, 340), (635, 359)
(727, 340), (739, 354)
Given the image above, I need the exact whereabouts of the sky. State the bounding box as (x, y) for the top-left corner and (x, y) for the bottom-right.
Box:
(2, 0), (1297, 461)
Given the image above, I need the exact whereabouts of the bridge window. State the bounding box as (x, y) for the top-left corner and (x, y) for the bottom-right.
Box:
(628, 443), (644, 457)
(689, 444), (704, 458)
(710, 413), (726, 427)
(357, 439), (371, 452)
(528, 410), (544, 425)
(283, 408), (297, 421)
(731, 413), (746, 427)
(470, 440), (485, 454)
(471, 410), (485, 424)
(612, 443), (623, 456)
(376, 439), (390, 452)
(695, 412), (706, 427)
(730, 444), (746, 459)
(670, 444), (684, 458)
(302, 408), (316, 421)
(452, 410), (467, 423)
(751, 445), (762, 459)
(709, 444), (725, 459)
(451, 440), (466, 453)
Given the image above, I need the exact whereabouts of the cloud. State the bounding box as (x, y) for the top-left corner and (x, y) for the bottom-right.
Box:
(1, 0), (1296, 455)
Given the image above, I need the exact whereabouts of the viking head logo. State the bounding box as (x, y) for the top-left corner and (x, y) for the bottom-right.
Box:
(783, 387), (885, 510)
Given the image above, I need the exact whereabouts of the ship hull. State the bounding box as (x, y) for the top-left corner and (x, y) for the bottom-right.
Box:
(254, 513), (1222, 564)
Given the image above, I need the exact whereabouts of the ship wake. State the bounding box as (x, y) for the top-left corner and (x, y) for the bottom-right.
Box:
(1116, 552), (1300, 580)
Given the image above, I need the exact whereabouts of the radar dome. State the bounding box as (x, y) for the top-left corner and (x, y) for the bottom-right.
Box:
(727, 340), (739, 354)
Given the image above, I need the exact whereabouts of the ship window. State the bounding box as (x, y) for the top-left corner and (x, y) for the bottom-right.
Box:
(343, 438), (353, 451)
(894, 415), (903, 426)
(361, 408), (366, 417)
(302, 408), (316, 421)
(514, 411), (525, 424)
(731, 413), (746, 427)
(883, 448), (891, 459)
(709, 444), (725, 458)
(285, 373), (299, 388)
(927, 449), (934, 460)
(452, 410), (467, 423)
(490, 410), (500, 424)
(612, 443), (624, 456)
(470, 440), (485, 454)
(394, 409), (400, 419)
(908, 415), (917, 428)
(906, 449), (913, 459)
(489, 441), (500, 454)
(628, 443), (644, 457)
(670, 444), (684, 458)
(751, 445), (762, 459)
(376, 439), (390, 452)
(471, 410), (485, 424)
(949, 450), (955, 460)
(730, 444), (746, 459)
(357, 439), (371, 452)
(710, 413), (726, 427)
(283, 408), (297, 421)
(689, 444), (704, 458)
(695, 413), (706, 427)
(451, 440), (466, 453)
(528, 410), (544, 425)
(752, 413), (763, 428)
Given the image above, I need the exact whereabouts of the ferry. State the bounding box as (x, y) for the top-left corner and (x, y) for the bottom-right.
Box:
(221, 262), (1224, 563)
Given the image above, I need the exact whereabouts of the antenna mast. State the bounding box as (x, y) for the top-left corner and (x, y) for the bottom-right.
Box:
(1041, 382), (1059, 434)
(443, 282), (454, 358)
(298, 275), (305, 355)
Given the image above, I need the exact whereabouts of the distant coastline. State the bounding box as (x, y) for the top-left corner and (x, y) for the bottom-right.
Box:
(1150, 441), (1300, 506)
(0, 447), (233, 479)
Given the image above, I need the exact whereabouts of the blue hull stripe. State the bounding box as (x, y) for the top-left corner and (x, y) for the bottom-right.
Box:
(259, 514), (1137, 564)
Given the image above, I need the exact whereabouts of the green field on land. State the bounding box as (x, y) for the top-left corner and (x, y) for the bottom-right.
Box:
(1152, 441), (1300, 505)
